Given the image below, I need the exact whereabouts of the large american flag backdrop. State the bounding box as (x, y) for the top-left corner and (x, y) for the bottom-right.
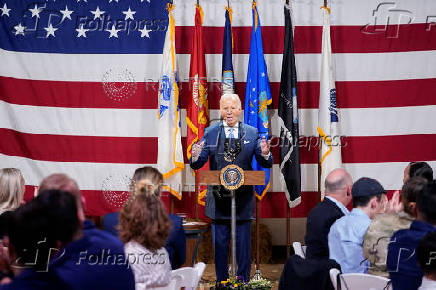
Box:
(1, 0), (436, 242)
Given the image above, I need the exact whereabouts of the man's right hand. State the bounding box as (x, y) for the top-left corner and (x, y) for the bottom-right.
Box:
(191, 141), (205, 160)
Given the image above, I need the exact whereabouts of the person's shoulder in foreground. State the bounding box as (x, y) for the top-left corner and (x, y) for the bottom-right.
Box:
(387, 180), (436, 290)
(0, 269), (70, 290)
(417, 231), (436, 290)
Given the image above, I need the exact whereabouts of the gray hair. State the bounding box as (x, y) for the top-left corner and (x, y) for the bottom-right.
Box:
(220, 93), (241, 109)
(325, 177), (348, 193)
(324, 168), (352, 194)
(0, 168), (25, 214)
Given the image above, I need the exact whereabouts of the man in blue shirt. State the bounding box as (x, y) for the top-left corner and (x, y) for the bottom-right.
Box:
(387, 180), (436, 290)
(328, 177), (387, 273)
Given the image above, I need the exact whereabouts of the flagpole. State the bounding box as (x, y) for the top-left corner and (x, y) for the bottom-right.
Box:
(256, 198), (260, 271)
(318, 145), (322, 202)
(195, 171), (199, 219)
(284, 0), (291, 260)
(195, 0), (200, 221)
(286, 206), (291, 257)
(319, 0), (327, 203)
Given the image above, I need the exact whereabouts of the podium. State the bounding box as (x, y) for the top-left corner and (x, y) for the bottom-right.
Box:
(198, 168), (265, 277)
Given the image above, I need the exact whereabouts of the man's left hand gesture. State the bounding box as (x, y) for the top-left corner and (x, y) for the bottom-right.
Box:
(261, 136), (271, 155)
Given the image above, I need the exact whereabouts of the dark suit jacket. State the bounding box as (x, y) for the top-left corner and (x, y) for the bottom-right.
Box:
(165, 214), (186, 269)
(304, 197), (345, 259)
(278, 255), (340, 290)
(190, 121), (273, 220)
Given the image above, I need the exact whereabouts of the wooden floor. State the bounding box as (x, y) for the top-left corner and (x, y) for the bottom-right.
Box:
(198, 264), (284, 290)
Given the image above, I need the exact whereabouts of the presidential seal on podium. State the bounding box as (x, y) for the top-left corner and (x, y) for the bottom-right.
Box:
(220, 164), (245, 191)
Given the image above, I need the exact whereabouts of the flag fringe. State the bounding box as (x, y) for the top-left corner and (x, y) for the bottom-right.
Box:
(288, 195), (301, 208)
(162, 185), (182, 200)
(255, 180), (271, 201)
(317, 126), (333, 167)
(186, 116), (199, 160)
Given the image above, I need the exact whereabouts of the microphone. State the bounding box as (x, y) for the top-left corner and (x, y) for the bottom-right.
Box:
(224, 138), (241, 163)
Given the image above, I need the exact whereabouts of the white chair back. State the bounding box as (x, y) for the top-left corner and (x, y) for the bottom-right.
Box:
(147, 274), (183, 290)
(170, 262), (206, 289)
(329, 268), (392, 290)
(292, 242), (306, 258)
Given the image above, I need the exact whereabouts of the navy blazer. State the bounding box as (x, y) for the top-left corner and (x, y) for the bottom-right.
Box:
(165, 214), (186, 269)
(190, 121), (273, 220)
(387, 220), (436, 290)
(304, 198), (345, 259)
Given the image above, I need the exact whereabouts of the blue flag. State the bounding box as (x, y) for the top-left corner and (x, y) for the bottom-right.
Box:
(244, 3), (272, 200)
(221, 7), (235, 94)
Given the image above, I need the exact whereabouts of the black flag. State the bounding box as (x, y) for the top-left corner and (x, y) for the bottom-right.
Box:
(278, 4), (301, 207)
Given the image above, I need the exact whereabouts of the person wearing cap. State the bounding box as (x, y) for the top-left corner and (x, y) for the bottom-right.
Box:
(328, 177), (387, 273)
(363, 177), (428, 277)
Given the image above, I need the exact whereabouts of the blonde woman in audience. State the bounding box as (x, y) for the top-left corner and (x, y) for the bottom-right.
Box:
(118, 180), (172, 290)
(0, 168), (25, 214)
(0, 168), (25, 239)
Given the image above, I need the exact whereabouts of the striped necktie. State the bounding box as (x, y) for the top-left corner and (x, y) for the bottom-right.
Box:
(228, 127), (235, 139)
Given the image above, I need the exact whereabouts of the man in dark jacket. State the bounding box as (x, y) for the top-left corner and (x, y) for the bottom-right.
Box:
(190, 93), (273, 281)
(304, 168), (352, 259)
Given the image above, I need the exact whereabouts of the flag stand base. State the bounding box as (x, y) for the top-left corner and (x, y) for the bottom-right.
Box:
(251, 268), (263, 281)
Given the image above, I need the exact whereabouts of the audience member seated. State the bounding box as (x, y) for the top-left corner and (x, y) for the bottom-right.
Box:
(278, 254), (340, 290)
(0, 168), (25, 239)
(305, 168), (352, 259)
(364, 177), (428, 277)
(1, 190), (83, 289)
(118, 184), (173, 289)
(328, 177), (387, 273)
(37, 175), (135, 290)
(38, 174), (117, 242)
(404, 162), (433, 184)
(387, 180), (436, 290)
(417, 231), (436, 290)
(305, 168), (353, 259)
(103, 166), (186, 269)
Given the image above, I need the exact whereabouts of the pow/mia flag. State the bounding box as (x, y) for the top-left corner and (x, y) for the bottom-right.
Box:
(278, 4), (301, 208)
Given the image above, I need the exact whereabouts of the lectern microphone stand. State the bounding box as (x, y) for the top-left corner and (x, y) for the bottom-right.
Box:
(198, 168), (265, 277)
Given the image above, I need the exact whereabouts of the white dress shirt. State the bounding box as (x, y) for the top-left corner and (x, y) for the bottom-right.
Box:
(419, 277), (436, 290)
(223, 120), (239, 138)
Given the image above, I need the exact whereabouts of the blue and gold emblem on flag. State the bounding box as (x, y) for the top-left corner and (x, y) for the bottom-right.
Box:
(221, 7), (235, 94)
(244, 2), (272, 200)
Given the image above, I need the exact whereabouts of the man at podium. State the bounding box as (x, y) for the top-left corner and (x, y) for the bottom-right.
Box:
(190, 93), (273, 281)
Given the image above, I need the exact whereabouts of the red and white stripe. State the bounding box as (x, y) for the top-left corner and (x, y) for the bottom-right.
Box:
(1, 0), (436, 223)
